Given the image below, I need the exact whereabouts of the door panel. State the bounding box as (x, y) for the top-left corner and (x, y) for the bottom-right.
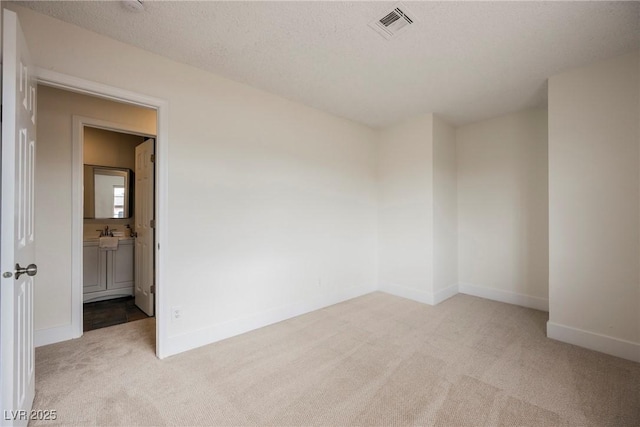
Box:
(134, 139), (154, 316)
(1, 9), (37, 426)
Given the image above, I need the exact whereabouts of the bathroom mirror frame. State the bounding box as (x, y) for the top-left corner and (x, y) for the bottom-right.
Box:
(84, 164), (132, 219)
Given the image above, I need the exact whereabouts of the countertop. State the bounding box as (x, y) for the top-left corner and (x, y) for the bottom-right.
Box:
(83, 236), (134, 243)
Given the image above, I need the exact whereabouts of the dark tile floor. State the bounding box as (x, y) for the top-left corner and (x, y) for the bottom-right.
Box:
(83, 296), (150, 332)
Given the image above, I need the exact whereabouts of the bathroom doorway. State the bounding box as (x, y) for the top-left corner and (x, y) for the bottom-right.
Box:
(81, 125), (156, 331)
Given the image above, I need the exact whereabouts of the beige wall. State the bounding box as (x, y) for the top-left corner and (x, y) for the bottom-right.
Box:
(377, 114), (458, 304)
(16, 5), (378, 354)
(457, 109), (549, 308)
(84, 127), (144, 171)
(36, 85), (156, 330)
(548, 51), (639, 349)
(83, 126), (145, 233)
(377, 114), (434, 302)
(433, 116), (458, 296)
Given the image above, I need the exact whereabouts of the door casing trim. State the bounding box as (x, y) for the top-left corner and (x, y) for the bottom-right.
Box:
(35, 67), (169, 359)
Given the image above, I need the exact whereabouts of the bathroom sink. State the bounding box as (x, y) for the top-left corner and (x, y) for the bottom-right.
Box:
(83, 233), (133, 242)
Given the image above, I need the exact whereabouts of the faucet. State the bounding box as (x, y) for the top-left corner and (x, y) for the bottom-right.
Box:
(95, 226), (112, 237)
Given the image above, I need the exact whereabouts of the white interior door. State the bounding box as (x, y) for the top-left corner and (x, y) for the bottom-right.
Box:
(0, 9), (37, 426)
(134, 138), (154, 316)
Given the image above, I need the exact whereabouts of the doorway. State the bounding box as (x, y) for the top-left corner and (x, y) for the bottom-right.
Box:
(80, 125), (156, 331)
(34, 70), (169, 358)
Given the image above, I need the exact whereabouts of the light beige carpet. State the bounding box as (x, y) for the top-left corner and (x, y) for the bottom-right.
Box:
(31, 292), (640, 426)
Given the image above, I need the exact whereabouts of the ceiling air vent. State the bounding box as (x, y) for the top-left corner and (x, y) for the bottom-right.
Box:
(369, 3), (416, 40)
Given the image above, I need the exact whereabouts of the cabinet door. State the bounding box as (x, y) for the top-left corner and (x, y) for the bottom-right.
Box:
(83, 245), (106, 293)
(110, 241), (134, 290)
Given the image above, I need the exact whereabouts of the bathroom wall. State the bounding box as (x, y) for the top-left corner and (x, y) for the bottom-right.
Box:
(84, 127), (146, 237)
(84, 127), (143, 170)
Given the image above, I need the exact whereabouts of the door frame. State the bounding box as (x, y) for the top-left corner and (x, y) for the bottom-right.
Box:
(35, 67), (169, 359)
(74, 118), (155, 307)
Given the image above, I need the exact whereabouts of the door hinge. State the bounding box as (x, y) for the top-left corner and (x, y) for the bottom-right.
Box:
(150, 285), (155, 294)
(150, 154), (155, 163)
(150, 219), (156, 228)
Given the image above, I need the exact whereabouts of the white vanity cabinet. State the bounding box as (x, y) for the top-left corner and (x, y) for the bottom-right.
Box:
(83, 238), (134, 302)
(83, 241), (107, 294)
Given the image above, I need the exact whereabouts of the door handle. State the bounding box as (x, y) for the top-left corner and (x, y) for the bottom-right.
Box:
(15, 263), (37, 279)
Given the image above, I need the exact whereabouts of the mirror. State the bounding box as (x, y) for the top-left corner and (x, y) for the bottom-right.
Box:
(84, 165), (131, 219)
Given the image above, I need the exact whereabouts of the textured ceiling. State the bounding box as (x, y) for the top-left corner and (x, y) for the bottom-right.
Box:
(13, 1), (640, 128)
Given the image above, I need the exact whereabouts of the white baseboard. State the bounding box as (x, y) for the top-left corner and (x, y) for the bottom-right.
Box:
(163, 285), (376, 358)
(432, 284), (459, 305)
(547, 321), (640, 363)
(35, 324), (80, 347)
(379, 283), (458, 306)
(458, 282), (549, 311)
(379, 283), (435, 305)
